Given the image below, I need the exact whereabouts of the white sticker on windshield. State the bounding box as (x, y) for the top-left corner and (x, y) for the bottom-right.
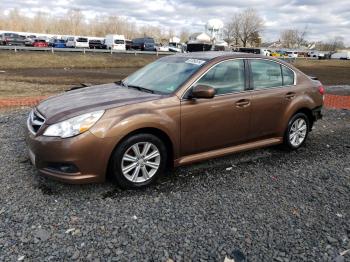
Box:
(185, 59), (206, 66)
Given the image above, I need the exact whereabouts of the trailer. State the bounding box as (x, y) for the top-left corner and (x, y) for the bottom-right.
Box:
(331, 51), (350, 60)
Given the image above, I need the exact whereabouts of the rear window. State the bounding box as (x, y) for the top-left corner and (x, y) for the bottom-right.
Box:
(114, 40), (125, 44)
(77, 38), (88, 42)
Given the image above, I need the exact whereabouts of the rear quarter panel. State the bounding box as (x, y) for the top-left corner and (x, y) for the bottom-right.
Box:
(277, 70), (323, 135)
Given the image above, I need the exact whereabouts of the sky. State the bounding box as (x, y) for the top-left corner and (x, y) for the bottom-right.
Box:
(1, 0), (350, 45)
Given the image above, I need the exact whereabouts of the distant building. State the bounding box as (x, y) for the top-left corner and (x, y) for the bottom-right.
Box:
(189, 32), (211, 43)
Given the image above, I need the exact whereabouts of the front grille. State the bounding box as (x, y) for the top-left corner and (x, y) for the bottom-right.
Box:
(27, 109), (45, 135)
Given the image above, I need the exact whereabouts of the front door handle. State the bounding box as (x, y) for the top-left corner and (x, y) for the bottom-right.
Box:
(285, 92), (296, 100)
(235, 99), (250, 108)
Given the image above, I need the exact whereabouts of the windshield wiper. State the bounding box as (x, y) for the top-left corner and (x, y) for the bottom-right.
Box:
(115, 80), (155, 94)
(127, 85), (155, 94)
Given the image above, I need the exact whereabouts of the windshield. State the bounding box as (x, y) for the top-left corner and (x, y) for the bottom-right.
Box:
(124, 56), (207, 94)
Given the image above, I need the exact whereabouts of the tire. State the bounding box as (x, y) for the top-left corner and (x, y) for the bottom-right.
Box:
(283, 112), (310, 150)
(110, 133), (168, 189)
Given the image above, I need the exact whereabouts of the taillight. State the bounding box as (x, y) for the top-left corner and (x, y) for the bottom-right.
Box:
(318, 85), (325, 95)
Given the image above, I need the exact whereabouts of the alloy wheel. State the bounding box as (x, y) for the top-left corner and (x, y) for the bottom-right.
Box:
(121, 142), (161, 183)
(289, 118), (307, 147)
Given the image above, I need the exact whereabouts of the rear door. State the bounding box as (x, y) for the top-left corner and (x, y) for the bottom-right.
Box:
(247, 59), (296, 140)
(180, 59), (252, 156)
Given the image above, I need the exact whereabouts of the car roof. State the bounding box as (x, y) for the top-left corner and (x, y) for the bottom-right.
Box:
(173, 51), (270, 60)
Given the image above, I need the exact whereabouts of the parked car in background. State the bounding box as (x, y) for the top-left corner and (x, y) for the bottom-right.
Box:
(168, 42), (184, 52)
(132, 37), (156, 51)
(32, 39), (49, 48)
(0, 33), (26, 46)
(52, 39), (66, 48)
(48, 38), (55, 47)
(270, 51), (281, 57)
(66, 37), (89, 48)
(26, 52), (323, 188)
(238, 47), (270, 56)
(89, 39), (106, 49)
(25, 35), (37, 46)
(125, 39), (133, 50)
(286, 51), (298, 58)
(105, 35), (126, 51)
(155, 44), (169, 52)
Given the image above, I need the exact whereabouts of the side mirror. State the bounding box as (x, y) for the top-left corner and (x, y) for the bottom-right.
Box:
(190, 85), (215, 99)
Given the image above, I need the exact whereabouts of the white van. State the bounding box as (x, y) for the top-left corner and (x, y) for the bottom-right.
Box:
(286, 51), (298, 58)
(66, 36), (89, 49)
(105, 34), (126, 51)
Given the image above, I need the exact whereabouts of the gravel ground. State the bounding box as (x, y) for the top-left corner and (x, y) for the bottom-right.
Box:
(0, 108), (349, 262)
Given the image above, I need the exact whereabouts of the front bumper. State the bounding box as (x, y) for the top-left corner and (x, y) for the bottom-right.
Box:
(26, 130), (116, 184)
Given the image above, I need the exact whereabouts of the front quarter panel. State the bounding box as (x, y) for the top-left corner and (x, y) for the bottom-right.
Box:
(89, 96), (181, 158)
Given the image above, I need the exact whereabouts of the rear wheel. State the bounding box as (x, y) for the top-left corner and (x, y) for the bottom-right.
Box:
(110, 134), (167, 189)
(283, 112), (310, 150)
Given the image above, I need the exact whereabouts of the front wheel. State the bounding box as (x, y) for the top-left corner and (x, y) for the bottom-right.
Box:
(283, 113), (310, 150)
(110, 134), (168, 189)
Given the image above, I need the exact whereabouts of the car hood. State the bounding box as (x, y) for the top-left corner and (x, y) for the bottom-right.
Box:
(37, 83), (162, 124)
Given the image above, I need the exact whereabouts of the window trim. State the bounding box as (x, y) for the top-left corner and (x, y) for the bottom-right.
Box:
(247, 58), (297, 91)
(181, 58), (248, 100)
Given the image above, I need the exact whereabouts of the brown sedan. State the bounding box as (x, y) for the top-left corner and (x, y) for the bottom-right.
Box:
(26, 52), (324, 188)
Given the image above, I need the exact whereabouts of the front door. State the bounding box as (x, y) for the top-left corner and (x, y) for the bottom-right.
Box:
(180, 59), (251, 156)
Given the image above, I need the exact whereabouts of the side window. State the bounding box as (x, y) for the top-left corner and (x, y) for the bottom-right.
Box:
(196, 60), (245, 95)
(250, 60), (282, 89)
(282, 65), (295, 85)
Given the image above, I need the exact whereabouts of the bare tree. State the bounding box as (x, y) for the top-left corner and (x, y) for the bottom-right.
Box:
(280, 27), (308, 48)
(248, 31), (261, 47)
(179, 30), (190, 43)
(224, 9), (264, 47)
(66, 9), (84, 35)
(238, 9), (264, 47)
(31, 12), (49, 34)
(316, 36), (345, 51)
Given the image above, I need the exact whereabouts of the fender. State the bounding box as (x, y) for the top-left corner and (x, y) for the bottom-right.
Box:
(89, 97), (181, 158)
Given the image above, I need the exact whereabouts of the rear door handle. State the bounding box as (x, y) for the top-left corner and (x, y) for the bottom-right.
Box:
(235, 99), (250, 108)
(285, 92), (296, 100)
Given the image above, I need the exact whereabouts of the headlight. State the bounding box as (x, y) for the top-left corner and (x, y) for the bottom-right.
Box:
(43, 110), (104, 138)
